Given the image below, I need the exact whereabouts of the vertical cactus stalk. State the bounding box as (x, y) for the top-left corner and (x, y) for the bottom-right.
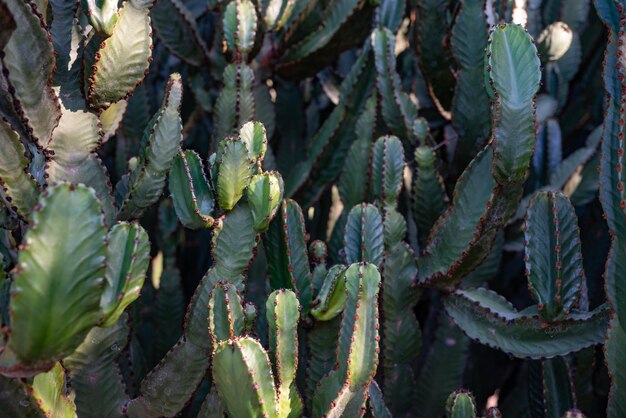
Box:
(597, 2), (626, 415)
(450, 0), (491, 170)
(312, 263), (381, 417)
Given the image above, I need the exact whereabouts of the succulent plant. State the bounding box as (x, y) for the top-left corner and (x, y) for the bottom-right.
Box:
(0, 0), (622, 417)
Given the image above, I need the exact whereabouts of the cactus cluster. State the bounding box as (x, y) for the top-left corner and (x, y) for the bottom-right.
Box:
(0, 0), (623, 417)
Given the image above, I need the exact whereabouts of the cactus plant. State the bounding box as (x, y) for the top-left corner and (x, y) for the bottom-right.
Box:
(0, 0), (623, 416)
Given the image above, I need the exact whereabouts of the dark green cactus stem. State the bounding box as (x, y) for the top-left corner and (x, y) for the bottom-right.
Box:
(412, 144), (448, 246)
(117, 73), (183, 220)
(524, 191), (585, 322)
(150, 0), (209, 66)
(344, 203), (384, 267)
(414, 317), (468, 418)
(285, 41), (375, 207)
(528, 357), (576, 418)
(63, 318), (130, 418)
(597, 3), (626, 415)
(382, 242), (421, 416)
(450, 0), (491, 170)
(330, 94), (377, 262)
(418, 23), (540, 290)
(414, 0), (456, 116)
(372, 29), (418, 144)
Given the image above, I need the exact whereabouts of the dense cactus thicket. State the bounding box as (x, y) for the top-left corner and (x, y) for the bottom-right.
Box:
(0, 0), (623, 417)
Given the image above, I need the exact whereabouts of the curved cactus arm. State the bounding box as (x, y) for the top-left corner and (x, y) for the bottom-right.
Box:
(100, 222), (151, 327)
(223, 0), (257, 61)
(370, 135), (405, 209)
(208, 280), (245, 346)
(414, 317), (468, 418)
(264, 199), (313, 315)
(414, 0), (455, 116)
(1, 0), (61, 146)
(450, 0), (491, 169)
(82, 0), (119, 36)
(372, 29), (418, 143)
(0, 117), (39, 220)
(212, 337), (279, 418)
(382, 242), (421, 416)
(311, 265), (347, 321)
(488, 24), (541, 186)
(417, 147), (496, 287)
(445, 390), (477, 418)
(312, 263), (381, 418)
(412, 145), (448, 246)
(344, 204), (384, 268)
(30, 362), (77, 417)
(418, 24), (539, 290)
(62, 318), (129, 418)
(524, 191), (585, 322)
(117, 73), (182, 220)
(151, 0), (209, 66)
(368, 380), (393, 418)
(169, 150), (215, 229)
(266, 290), (302, 418)
(444, 288), (610, 359)
(3, 183), (106, 373)
(247, 171), (284, 233)
(88, 0), (153, 108)
(214, 63), (256, 142)
(0, 374), (46, 417)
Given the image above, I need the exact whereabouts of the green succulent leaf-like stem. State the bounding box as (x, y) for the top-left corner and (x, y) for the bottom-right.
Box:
(6, 183), (106, 371)
(444, 288), (610, 359)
